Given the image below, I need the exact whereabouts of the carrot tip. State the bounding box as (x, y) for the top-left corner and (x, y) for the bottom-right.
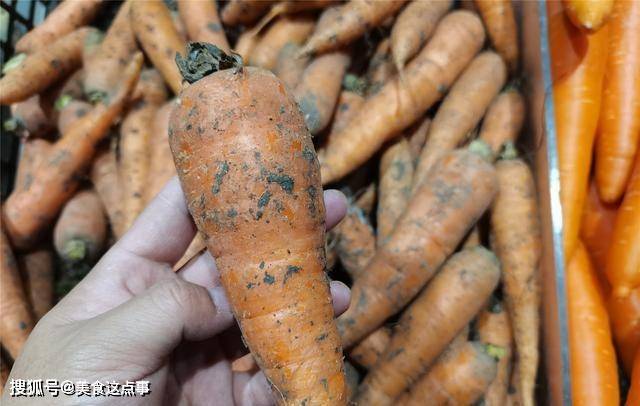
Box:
(500, 141), (518, 160)
(484, 343), (506, 361)
(175, 42), (243, 84)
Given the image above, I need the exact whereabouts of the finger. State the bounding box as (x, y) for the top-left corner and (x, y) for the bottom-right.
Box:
(330, 280), (351, 316)
(324, 189), (347, 231)
(235, 371), (274, 406)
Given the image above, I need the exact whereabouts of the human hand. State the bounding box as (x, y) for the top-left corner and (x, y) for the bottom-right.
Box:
(4, 178), (350, 405)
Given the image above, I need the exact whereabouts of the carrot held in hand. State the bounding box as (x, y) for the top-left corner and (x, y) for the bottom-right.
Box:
(2, 54), (143, 249)
(595, 0), (640, 203)
(170, 43), (347, 404)
(178, 0), (229, 51)
(413, 51), (506, 190)
(320, 11), (485, 185)
(563, 0), (614, 32)
(478, 88), (526, 161)
(91, 148), (126, 239)
(474, 0), (519, 73)
(18, 248), (54, 321)
(608, 287), (640, 375)
(356, 247), (501, 404)
(349, 327), (392, 370)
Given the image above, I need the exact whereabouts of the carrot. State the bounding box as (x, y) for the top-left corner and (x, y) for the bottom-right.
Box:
(547, 0), (588, 82)
(474, 0), (519, 73)
(18, 248), (54, 321)
(8, 95), (53, 138)
(178, 0), (229, 51)
(355, 183), (377, 216)
(476, 300), (513, 406)
(355, 246), (501, 404)
(344, 361), (360, 402)
(274, 43), (309, 90)
(377, 138), (413, 246)
(295, 51), (350, 135)
(173, 232), (207, 272)
(349, 327), (391, 370)
(320, 11), (485, 185)
(606, 155), (640, 298)
(553, 22), (609, 259)
(53, 69), (86, 105)
(57, 100), (92, 135)
(170, 44), (347, 404)
(0, 27), (98, 105)
(0, 355), (9, 395)
(329, 91), (365, 136)
(331, 203), (376, 281)
(478, 88), (526, 161)
(406, 116), (430, 164)
(134, 67), (172, 104)
(608, 287), (640, 375)
(14, 0), (102, 54)
(413, 51), (507, 190)
(145, 100), (176, 204)
(491, 148), (542, 406)
(131, 0), (186, 94)
(390, 0), (452, 71)
(2, 54), (142, 249)
(338, 143), (497, 347)
(82, 28), (104, 68)
(91, 148), (126, 238)
(567, 242), (619, 405)
(365, 38), (395, 97)
(221, 0), (274, 27)
(234, 29), (261, 62)
(252, 0), (338, 36)
(14, 139), (52, 193)
(299, 0), (407, 56)
(595, 0), (640, 203)
(0, 229), (33, 360)
(54, 189), (107, 265)
(397, 342), (498, 406)
(563, 0), (614, 32)
(249, 15), (315, 70)
(628, 351), (640, 406)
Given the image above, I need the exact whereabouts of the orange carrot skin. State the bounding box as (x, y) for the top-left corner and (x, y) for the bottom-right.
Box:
(553, 23), (609, 259)
(178, 0), (229, 51)
(318, 91), (365, 160)
(131, 0), (186, 94)
(9, 96), (53, 138)
(406, 116), (431, 164)
(606, 155), (640, 298)
(170, 65), (346, 404)
(331, 204), (375, 280)
(2, 54), (142, 250)
(628, 350), (640, 406)
(547, 0), (588, 83)
(0, 28), (97, 105)
(338, 147), (498, 348)
(563, 0), (614, 32)
(349, 327), (392, 370)
(608, 287), (640, 375)
(0, 229), (34, 360)
(366, 38), (395, 97)
(173, 232), (206, 272)
(474, 0), (519, 73)
(57, 100), (92, 135)
(221, 0), (274, 26)
(18, 248), (54, 321)
(320, 11), (485, 185)
(413, 51), (507, 190)
(14, 139), (52, 193)
(567, 242), (620, 405)
(595, 0), (640, 203)
(479, 89), (526, 160)
(234, 30), (261, 62)
(356, 247), (501, 404)
(145, 100), (176, 204)
(274, 43), (309, 90)
(15, 0), (102, 54)
(91, 149), (126, 238)
(398, 342), (498, 406)
(249, 15), (315, 70)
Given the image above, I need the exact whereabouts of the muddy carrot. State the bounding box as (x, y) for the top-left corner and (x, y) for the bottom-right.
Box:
(221, 0), (274, 26)
(547, 0), (588, 82)
(413, 51), (506, 190)
(349, 327), (392, 370)
(57, 100), (92, 135)
(331, 203), (376, 281)
(356, 247), (501, 404)
(234, 29), (261, 62)
(406, 116), (430, 164)
(145, 101), (176, 204)
(249, 15), (315, 70)
(131, 0), (186, 94)
(474, 0), (519, 73)
(274, 43), (309, 90)
(320, 11), (485, 185)
(170, 43), (347, 404)
(8, 96), (53, 138)
(14, 139), (52, 193)
(329, 91), (365, 136)
(478, 88), (526, 161)
(563, 0), (614, 32)
(366, 38), (395, 97)
(178, 0), (229, 51)
(18, 248), (54, 321)
(0, 27), (98, 105)
(91, 148), (126, 238)
(608, 287), (640, 375)
(2, 54), (142, 249)
(390, 0), (452, 71)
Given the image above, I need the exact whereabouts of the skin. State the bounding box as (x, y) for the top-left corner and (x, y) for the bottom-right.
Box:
(2, 178), (350, 405)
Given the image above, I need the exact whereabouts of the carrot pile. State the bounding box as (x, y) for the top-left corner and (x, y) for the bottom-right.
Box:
(5, 0), (625, 404)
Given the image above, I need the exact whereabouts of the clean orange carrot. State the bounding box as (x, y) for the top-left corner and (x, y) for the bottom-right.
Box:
(606, 154), (640, 298)
(567, 242), (620, 405)
(57, 100), (92, 135)
(491, 148), (542, 406)
(377, 138), (413, 246)
(547, 0), (588, 82)
(477, 300), (513, 406)
(366, 38), (395, 97)
(14, 139), (52, 193)
(170, 44), (347, 404)
(295, 51), (350, 135)
(249, 15), (315, 70)
(608, 287), (640, 375)
(390, 0), (452, 71)
(320, 11), (485, 185)
(0, 27), (97, 105)
(338, 143), (497, 347)
(300, 0), (407, 56)
(145, 100), (176, 204)
(2, 54), (142, 249)
(15, 0), (102, 54)
(478, 88), (526, 161)
(8, 95), (53, 138)
(54, 189), (107, 265)
(563, 0), (614, 32)
(553, 21), (609, 259)
(18, 248), (54, 321)
(131, 0), (186, 94)
(178, 0), (229, 51)
(349, 327), (392, 370)
(221, 0), (275, 27)
(0, 229), (33, 360)
(234, 29), (261, 62)
(356, 247), (501, 404)
(595, 0), (640, 203)
(397, 341), (499, 406)
(91, 148), (126, 238)
(628, 350), (640, 406)
(331, 203), (376, 281)
(413, 51), (506, 190)
(406, 116), (430, 164)
(474, 0), (519, 73)
(274, 43), (309, 90)
(173, 232), (207, 272)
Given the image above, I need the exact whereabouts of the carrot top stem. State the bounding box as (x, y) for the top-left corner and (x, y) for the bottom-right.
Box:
(501, 141), (518, 160)
(175, 42), (243, 84)
(468, 139), (493, 161)
(62, 239), (88, 262)
(484, 343), (507, 360)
